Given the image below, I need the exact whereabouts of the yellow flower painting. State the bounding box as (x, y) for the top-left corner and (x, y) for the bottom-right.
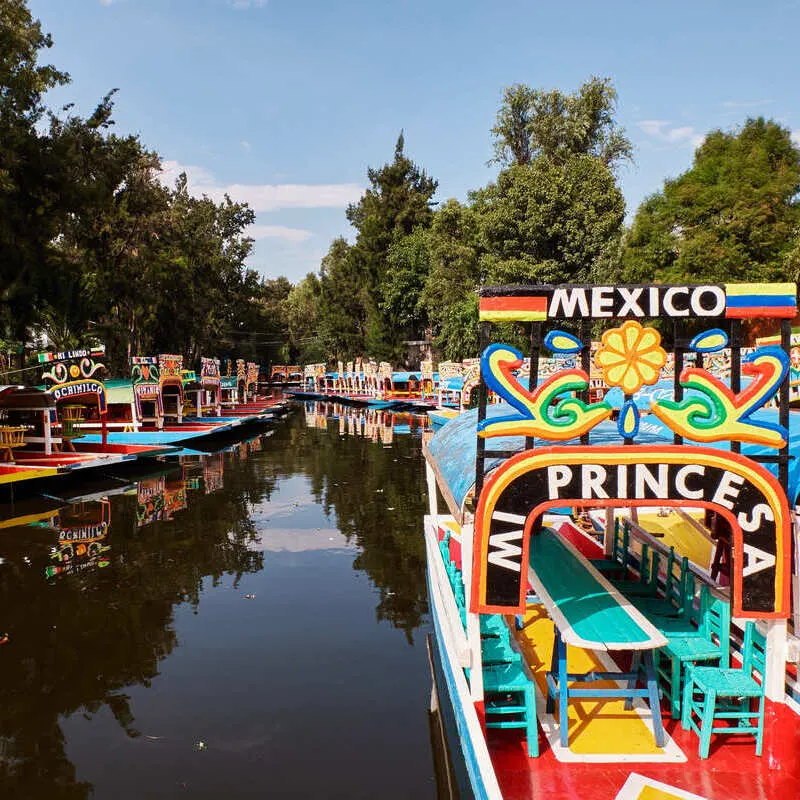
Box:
(595, 320), (667, 394)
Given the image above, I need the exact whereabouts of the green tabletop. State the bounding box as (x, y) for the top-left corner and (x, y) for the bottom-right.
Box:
(528, 529), (667, 651)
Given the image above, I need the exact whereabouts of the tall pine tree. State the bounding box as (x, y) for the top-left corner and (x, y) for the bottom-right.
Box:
(345, 133), (437, 360)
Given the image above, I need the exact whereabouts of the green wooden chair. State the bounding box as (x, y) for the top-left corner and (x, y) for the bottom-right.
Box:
(681, 621), (766, 757)
(656, 586), (731, 719)
(483, 660), (539, 757)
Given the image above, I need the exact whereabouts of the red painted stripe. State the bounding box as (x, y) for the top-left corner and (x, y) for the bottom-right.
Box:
(480, 296), (547, 313)
(726, 305), (797, 319)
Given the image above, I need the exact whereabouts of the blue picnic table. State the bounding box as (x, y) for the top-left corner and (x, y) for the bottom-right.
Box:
(527, 528), (668, 748)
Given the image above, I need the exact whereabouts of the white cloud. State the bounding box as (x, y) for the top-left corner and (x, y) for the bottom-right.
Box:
(229, 0), (267, 8)
(723, 99), (770, 109)
(240, 140), (251, 150)
(637, 119), (669, 138)
(159, 159), (364, 212)
(98, 0), (115, 5)
(791, 130), (800, 148)
(248, 225), (312, 242)
(637, 120), (705, 149)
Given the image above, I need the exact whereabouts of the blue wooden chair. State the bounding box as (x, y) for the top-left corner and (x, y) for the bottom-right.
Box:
(656, 586), (731, 719)
(681, 621), (766, 757)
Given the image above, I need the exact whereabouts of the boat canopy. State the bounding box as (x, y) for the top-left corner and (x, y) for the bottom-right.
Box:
(425, 403), (800, 521)
(603, 377), (754, 410)
(391, 371), (420, 383)
(0, 386), (56, 409)
(443, 376), (464, 391)
(104, 378), (134, 406)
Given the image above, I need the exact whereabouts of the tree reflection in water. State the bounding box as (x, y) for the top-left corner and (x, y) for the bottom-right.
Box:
(0, 405), (429, 797)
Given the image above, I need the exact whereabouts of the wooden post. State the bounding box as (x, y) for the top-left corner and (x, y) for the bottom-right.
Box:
(764, 619), (787, 701)
(604, 507), (615, 556)
(43, 409), (51, 456)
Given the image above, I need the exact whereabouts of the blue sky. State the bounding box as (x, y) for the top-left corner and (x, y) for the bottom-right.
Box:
(29, 0), (800, 284)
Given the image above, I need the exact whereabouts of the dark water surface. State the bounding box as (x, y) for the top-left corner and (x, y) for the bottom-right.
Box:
(0, 403), (437, 798)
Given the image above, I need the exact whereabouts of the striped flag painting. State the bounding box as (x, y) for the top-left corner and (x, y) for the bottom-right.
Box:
(479, 295), (548, 322)
(725, 283), (797, 319)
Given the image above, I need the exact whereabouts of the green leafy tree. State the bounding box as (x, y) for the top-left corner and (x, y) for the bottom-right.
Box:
(345, 133), (437, 359)
(52, 99), (173, 370)
(285, 273), (326, 363)
(620, 117), (800, 285)
(420, 199), (484, 359)
(491, 77), (632, 170)
(0, 0), (69, 348)
(381, 227), (432, 340)
(317, 237), (365, 359)
(478, 156), (626, 285)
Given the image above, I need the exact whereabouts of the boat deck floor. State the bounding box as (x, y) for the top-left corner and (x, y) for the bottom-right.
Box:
(488, 694), (800, 800)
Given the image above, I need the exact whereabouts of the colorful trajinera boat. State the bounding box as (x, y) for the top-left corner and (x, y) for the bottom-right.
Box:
(0, 349), (176, 480)
(423, 282), (800, 799)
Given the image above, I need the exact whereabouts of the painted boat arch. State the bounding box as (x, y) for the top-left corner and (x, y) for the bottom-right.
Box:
(471, 445), (791, 619)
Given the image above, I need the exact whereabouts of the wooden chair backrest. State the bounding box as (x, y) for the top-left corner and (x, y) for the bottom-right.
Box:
(742, 621), (766, 679)
(701, 589), (731, 668)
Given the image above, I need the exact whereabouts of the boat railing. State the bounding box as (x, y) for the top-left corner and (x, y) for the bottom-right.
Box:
(425, 516), (471, 669)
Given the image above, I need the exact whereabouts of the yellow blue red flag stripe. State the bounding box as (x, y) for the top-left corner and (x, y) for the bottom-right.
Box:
(725, 283), (797, 318)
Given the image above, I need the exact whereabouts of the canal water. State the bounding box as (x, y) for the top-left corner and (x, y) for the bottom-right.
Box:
(0, 402), (440, 798)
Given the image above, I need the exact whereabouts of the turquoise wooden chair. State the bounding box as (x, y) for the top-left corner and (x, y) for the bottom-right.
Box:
(480, 613), (507, 637)
(611, 541), (662, 598)
(632, 551), (687, 618)
(681, 621), (766, 757)
(650, 572), (705, 634)
(483, 661), (539, 757)
(590, 518), (629, 576)
(439, 530), (451, 563)
(656, 586), (731, 719)
(482, 625), (521, 666)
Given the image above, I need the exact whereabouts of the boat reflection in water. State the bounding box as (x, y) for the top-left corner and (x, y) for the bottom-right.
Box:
(0, 413), (437, 799)
(46, 499), (112, 578)
(303, 399), (431, 445)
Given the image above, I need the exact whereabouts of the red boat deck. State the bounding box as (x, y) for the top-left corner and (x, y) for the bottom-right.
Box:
(489, 700), (800, 800)
(436, 517), (800, 799)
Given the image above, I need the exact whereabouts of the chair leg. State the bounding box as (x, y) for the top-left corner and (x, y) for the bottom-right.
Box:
(557, 634), (569, 747)
(670, 657), (681, 720)
(755, 695), (765, 757)
(546, 631), (558, 714)
(524, 684), (539, 758)
(699, 689), (716, 759)
(681, 671), (693, 731)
